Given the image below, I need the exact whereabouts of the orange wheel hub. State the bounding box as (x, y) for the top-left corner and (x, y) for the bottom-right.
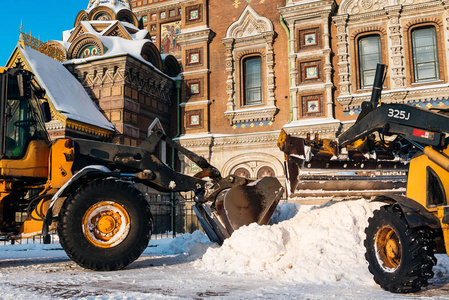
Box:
(82, 201), (130, 248)
(375, 225), (401, 272)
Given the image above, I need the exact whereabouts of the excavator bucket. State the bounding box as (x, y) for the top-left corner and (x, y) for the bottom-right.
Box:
(193, 176), (284, 245)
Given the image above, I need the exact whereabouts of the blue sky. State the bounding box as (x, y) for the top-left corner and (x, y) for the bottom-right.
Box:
(1, 1), (87, 65)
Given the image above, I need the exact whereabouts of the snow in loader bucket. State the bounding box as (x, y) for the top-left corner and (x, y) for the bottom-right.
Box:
(193, 176), (284, 245)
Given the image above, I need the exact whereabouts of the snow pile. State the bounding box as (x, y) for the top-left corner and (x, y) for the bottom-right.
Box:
(198, 200), (385, 284)
(145, 231), (213, 257)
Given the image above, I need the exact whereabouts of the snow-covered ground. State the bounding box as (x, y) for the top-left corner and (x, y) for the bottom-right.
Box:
(1, 200), (449, 299)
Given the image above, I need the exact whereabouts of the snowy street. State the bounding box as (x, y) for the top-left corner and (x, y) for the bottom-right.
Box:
(2, 200), (449, 299)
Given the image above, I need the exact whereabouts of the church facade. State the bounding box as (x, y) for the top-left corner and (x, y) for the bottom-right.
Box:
(7, 0), (449, 182)
(130, 0), (449, 181)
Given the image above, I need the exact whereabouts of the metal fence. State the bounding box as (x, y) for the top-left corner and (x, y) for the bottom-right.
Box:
(146, 190), (202, 239)
(1, 190), (201, 246)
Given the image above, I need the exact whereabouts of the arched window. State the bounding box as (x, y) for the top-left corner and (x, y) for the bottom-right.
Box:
(257, 166), (275, 179)
(411, 26), (439, 82)
(141, 51), (156, 66)
(243, 56), (262, 106)
(120, 16), (133, 24)
(234, 167), (250, 179)
(78, 45), (101, 58)
(358, 35), (382, 89)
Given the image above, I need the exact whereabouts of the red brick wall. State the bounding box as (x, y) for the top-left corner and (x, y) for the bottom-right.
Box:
(208, 1), (290, 134)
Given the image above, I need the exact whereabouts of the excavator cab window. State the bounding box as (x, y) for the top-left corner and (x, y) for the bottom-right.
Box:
(426, 166), (447, 207)
(0, 69), (49, 159)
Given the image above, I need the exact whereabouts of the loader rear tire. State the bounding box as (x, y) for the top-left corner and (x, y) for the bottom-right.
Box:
(58, 179), (152, 271)
(364, 205), (436, 293)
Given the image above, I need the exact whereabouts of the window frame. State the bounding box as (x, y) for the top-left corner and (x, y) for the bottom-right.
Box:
(357, 34), (383, 90)
(411, 26), (440, 83)
(242, 55), (263, 107)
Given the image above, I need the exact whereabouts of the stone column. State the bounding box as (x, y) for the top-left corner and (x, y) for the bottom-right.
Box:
(223, 38), (235, 112)
(333, 14), (351, 95)
(264, 32), (276, 107)
(323, 15), (335, 119)
(386, 5), (405, 89)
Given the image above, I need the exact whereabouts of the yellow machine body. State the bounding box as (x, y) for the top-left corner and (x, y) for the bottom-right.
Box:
(406, 145), (449, 256)
(0, 138), (75, 240)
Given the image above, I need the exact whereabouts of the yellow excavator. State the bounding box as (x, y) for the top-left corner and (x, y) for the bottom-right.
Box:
(0, 67), (283, 271)
(279, 64), (449, 293)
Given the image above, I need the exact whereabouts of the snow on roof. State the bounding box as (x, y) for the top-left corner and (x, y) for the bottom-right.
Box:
(86, 0), (131, 14)
(63, 33), (172, 80)
(80, 20), (144, 37)
(19, 46), (115, 132)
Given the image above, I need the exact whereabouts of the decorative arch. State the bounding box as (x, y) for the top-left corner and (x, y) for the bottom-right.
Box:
(45, 41), (67, 61)
(116, 10), (139, 28)
(225, 5), (273, 39)
(350, 26), (387, 40)
(403, 18), (443, 31)
(67, 23), (90, 43)
(141, 42), (162, 70)
(67, 34), (106, 59)
(74, 11), (88, 27)
(162, 55), (181, 77)
(89, 7), (116, 21)
(221, 152), (284, 178)
(103, 22), (133, 40)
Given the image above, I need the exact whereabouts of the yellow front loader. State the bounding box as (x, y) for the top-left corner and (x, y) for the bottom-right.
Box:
(279, 64), (449, 293)
(0, 67), (283, 271)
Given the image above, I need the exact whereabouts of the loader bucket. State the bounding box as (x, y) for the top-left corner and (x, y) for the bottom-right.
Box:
(194, 176), (284, 245)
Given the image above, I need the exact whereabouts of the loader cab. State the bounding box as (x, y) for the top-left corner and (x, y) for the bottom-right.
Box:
(0, 68), (50, 160)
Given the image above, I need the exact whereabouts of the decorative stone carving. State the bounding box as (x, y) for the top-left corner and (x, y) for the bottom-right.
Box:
(340, 0), (388, 14)
(225, 5), (273, 39)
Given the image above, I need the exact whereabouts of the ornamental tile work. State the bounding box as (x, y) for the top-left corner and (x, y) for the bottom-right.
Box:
(344, 98), (449, 116)
(232, 120), (274, 129)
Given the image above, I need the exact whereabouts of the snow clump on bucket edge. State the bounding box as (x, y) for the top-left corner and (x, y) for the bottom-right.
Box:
(196, 199), (385, 284)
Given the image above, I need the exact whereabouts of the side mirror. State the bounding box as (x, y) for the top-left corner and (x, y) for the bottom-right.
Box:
(41, 101), (51, 123)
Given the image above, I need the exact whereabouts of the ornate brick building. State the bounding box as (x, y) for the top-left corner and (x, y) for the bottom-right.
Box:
(7, 0), (449, 183)
(131, 0), (449, 183)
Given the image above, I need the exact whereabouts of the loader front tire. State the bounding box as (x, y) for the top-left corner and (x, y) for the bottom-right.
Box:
(364, 205), (436, 293)
(58, 179), (152, 271)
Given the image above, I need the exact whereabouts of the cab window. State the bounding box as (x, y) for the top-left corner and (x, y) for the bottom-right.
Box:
(4, 98), (47, 159)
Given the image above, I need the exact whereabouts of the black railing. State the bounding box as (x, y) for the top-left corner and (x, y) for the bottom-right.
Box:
(1, 190), (201, 245)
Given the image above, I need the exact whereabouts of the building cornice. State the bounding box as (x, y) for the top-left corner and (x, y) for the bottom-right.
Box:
(279, 0), (337, 23)
(178, 130), (282, 148)
(176, 28), (215, 46)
